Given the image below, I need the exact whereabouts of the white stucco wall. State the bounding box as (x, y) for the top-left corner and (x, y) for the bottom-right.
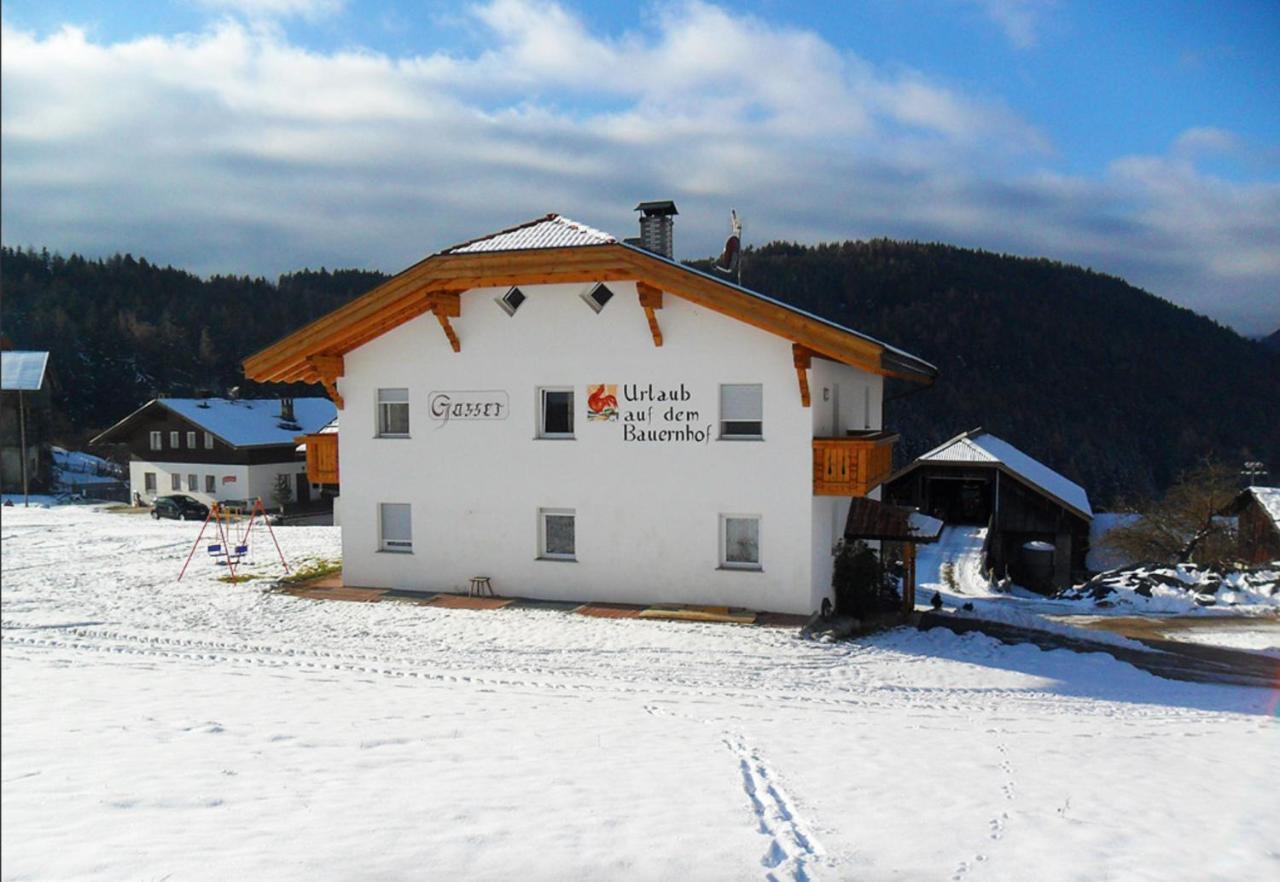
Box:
(335, 280), (886, 615)
(130, 460), (309, 507)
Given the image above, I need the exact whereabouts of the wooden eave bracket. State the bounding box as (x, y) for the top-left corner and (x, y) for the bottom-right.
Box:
(431, 291), (462, 353)
(307, 354), (345, 410)
(637, 281), (664, 347)
(793, 344), (812, 408)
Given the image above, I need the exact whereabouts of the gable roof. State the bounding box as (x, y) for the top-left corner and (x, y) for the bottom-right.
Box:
(1242, 486), (1280, 533)
(905, 428), (1093, 519)
(1, 351), (50, 391)
(91, 397), (336, 449)
(443, 214), (616, 254)
(242, 214), (937, 387)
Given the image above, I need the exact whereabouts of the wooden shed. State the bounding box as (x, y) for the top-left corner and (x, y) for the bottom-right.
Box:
(1225, 486), (1280, 564)
(883, 428), (1093, 591)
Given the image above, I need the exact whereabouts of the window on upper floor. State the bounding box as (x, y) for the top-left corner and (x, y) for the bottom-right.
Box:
(205, 432), (215, 450)
(496, 286), (526, 316)
(538, 508), (576, 561)
(187, 431), (196, 449)
(719, 384), (763, 439)
(720, 514), (761, 570)
(581, 283), (615, 313)
(379, 502), (412, 553)
(170, 430), (180, 448)
(150, 431), (162, 452)
(538, 388), (574, 439)
(377, 388), (410, 437)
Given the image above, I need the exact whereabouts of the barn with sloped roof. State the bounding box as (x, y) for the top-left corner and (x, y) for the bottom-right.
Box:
(884, 428), (1093, 591)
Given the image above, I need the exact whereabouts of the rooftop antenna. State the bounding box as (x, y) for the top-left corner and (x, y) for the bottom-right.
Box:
(713, 209), (743, 285)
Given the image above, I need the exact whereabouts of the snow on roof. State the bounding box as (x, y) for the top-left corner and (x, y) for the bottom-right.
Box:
(1, 351), (50, 391)
(1246, 486), (1280, 530)
(159, 398), (336, 448)
(442, 214), (616, 254)
(917, 429), (1093, 518)
(296, 416), (338, 452)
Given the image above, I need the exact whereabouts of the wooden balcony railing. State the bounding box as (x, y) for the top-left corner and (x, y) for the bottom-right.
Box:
(812, 432), (897, 496)
(302, 433), (339, 485)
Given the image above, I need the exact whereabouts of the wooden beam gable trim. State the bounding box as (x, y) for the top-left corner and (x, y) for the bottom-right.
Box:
(306, 354), (345, 410)
(636, 281), (664, 347)
(792, 344), (812, 408)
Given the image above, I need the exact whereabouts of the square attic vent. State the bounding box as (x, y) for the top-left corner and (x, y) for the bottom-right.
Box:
(497, 286), (527, 316)
(582, 283), (615, 313)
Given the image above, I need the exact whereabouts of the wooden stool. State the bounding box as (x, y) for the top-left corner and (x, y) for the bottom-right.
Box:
(468, 576), (493, 597)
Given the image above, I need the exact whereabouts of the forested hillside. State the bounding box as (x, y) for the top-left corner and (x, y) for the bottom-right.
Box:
(701, 241), (1279, 504)
(2, 242), (1276, 506)
(0, 247), (387, 439)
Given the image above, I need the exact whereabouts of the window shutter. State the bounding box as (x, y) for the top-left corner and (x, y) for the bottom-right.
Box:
(721, 384), (763, 421)
(380, 503), (412, 545)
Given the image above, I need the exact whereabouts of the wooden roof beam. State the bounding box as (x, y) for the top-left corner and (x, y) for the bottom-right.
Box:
(793, 344), (812, 408)
(306, 354), (345, 410)
(432, 291), (462, 352)
(636, 281), (664, 348)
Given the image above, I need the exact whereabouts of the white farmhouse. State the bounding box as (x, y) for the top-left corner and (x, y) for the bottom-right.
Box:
(246, 206), (936, 615)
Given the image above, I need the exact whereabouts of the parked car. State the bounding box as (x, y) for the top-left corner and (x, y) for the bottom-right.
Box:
(151, 494), (210, 521)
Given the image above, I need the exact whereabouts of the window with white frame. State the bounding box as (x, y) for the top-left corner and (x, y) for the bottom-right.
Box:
(719, 384), (763, 439)
(171, 473), (182, 491)
(204, 432), (215, 449)
(144, 472), (157, 493)
(539, 508), (576, 560)
(149, 431), (162, 451)
(169, 430), (180, 448)
(720, 515), (761, 570)
(496, 286), (526, 316)
(186, 431), (196, 448)
(538, 388), (574, 438)
(379, 503), (412, 552)
(187, 474), (197, 492)
(205, 475), (215, 493)
(581, 282), (615, 313)
(377, 388), (410, 437)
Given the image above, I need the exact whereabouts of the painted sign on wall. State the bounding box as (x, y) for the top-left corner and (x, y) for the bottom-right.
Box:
(590, 383), (713, 443)
(428, 390), (510, 426)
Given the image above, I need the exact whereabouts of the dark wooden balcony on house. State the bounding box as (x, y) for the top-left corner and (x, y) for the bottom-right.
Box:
(301, 433), (339, 485)
(812, 431), (898, 496)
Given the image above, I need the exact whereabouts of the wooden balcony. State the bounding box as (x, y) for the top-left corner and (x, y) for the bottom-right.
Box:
(301, 432), (339, 485)
(813, 432), (897, 496)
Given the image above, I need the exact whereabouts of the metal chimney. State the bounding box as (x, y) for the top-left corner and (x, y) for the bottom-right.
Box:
(635, 200), (678, 259)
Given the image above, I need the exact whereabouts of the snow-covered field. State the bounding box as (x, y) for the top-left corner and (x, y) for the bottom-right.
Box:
(3, 507), (1278, 881)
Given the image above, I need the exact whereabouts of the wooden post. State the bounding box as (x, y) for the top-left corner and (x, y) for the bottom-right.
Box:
(18, 390), (29, 507)
(903, 542), (917, 613)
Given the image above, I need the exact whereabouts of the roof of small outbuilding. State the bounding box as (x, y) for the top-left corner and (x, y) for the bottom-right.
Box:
(92, 397), (336, 449)
(844, 497), (945, 543)
(1, 351), (50, 391)
(906, 428), (1093, 519)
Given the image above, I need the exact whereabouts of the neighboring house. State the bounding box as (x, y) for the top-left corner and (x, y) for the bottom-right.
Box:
(884, 428), (1092, 590)
(90, 397), (336, 507)
(1226, 486), (1280, 564)
(242, 206), (937, 615)
(0, 350), (52, 494)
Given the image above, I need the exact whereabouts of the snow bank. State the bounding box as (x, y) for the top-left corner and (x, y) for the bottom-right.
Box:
(1058, 563), (1279, 614)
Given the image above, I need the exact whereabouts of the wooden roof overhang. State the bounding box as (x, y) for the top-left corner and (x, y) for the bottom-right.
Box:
(242, 242), (938, 389)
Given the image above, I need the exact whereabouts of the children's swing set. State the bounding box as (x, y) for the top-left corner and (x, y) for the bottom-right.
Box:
(177, 498), (290, 581)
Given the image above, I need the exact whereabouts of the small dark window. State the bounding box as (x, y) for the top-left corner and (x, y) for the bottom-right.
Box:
(540, 389), (574, 438)
(497, 287), (526, 316)
(582, 283), (614, 313)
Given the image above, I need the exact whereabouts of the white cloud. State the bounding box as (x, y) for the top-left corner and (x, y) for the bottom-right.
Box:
(195, 0), (345, 21)
(1, 1), (1276, 335)
(967, 0), (1055, 49)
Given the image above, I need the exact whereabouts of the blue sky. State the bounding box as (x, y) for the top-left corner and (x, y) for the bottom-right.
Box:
(2, 1), (1277, 333)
